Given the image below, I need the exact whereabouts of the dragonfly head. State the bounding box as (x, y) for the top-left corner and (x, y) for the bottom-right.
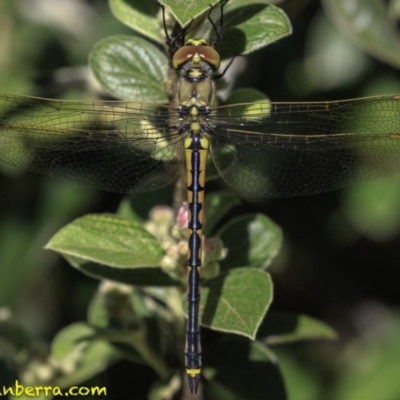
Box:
(172, 38), (221, 71)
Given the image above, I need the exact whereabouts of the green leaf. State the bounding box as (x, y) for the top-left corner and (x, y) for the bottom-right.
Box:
(46, 214), (162, 267)
(342, 175), (400, 242)
(89, 35), (168, 102)
(109, 0), (161, 43)
(204, 337), (286, 400)
(389, 0), (400, 20)
(258, 313), (338, 345)
(160, 0), (219, 27)
(217, 4), (292, 59)
(89, 293), (169, 377)
(87, 286), (156, 329)
(224, 88), (270, 105)
(204, 192), (241, 236)
(222, 89), (270, 122)
(51, 323), (117, 388)
(289, 11), (371, 94)
(66, 256), (180, 286)
(87, 289), (171, 379)
(322, 0), (400, 69)
(333, 316), (400, 400)
(274, 351), (321, 400)
(46, 214), (180, 286)
(199, 268), (273, 339)
(217, 214), (282, 269)
(228, 0), (284, 9)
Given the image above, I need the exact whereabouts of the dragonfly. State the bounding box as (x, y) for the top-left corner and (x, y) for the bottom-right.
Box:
(2, 0), (400, 393)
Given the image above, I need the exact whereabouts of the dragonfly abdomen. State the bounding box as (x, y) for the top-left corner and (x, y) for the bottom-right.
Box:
(183, 132), (209, 393)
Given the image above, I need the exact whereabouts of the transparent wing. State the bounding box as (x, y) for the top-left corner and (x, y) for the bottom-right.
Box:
(210, 95), (400, 196)
(0, 94), (182, 193)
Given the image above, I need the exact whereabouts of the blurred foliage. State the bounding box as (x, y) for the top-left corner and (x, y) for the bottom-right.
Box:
(1, 0), (400, 399)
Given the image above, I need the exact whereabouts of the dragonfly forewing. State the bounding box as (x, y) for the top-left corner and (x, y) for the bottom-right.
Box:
(0, 94), (183, 192)
(210, 95), (400, 196)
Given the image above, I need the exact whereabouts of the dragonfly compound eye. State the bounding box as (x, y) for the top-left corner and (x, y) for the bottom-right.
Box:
(197, 45), (220, 70)
(173, 45), (197, 69)
(173, 45), (221, 70)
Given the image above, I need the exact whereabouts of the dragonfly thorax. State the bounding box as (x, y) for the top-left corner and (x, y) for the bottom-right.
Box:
(174, 38), (217, 136)
(176, 72), (216, 110)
